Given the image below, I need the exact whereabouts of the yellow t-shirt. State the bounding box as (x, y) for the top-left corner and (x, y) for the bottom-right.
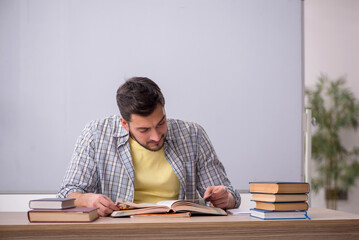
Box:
(129, 137), (180, 204)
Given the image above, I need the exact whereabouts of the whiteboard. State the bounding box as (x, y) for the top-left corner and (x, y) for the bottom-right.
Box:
(0, 0), (303, 193)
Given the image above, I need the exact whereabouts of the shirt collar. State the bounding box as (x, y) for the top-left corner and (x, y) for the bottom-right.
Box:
(165, 119), (174, 141)
(113, 116), (174, 142)
(112, 115), (129, 145)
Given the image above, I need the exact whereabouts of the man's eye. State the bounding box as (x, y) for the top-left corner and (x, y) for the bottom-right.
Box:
(139, 129), (149, 133)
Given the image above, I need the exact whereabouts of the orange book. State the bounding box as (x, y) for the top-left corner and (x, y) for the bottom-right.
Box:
(250, 182), (310, 194)
(251, 193), (308, 202)
(255, 202), (308, 211)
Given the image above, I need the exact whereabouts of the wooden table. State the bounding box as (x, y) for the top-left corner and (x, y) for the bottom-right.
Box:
(1, 208), (359, 239)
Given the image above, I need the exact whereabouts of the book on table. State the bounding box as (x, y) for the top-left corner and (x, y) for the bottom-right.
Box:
(130, 212), (191, 218)
(27, 207), (98, 223)
(111, 199), (227, 217)
(250, 208), (309, 220)
(251, 193), (308, 202)
(28, 198), (76, 209)
(249, 182), (310, 194)
(255, 201), (308, 211)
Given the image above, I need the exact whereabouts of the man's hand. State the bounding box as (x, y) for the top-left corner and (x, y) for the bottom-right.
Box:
(203, 186), (235, 209)
(68, 192), (118, 217)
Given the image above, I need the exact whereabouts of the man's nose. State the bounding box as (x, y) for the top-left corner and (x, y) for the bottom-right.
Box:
(150, 129), (161, 142)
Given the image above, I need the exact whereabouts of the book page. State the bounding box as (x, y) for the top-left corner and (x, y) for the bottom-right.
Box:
(156, 200), (178, 208)
(115, 200), (157, 209)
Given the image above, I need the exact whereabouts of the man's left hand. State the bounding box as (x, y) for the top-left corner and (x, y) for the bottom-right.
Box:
(203, 185), (235, 209)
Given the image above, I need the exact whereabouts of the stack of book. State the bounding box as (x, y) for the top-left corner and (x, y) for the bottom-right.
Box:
(27, 198), (98, 223)
(249, 182), (310, 220)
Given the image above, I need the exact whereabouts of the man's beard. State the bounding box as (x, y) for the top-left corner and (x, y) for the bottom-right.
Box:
(129, 131), (166, 152)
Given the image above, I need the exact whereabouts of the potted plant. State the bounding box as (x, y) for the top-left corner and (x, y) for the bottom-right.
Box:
(305, 74), (359, 209)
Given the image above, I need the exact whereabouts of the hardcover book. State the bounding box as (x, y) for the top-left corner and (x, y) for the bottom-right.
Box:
(255, 201), (308, 211)
(250, 208), (309, 220)
(249, 182), (310, 194)
(27, 207), (98, 223)
(29, 198), (76, 210)
(111, 199), (227, 217)
(251, 193), (308, 202)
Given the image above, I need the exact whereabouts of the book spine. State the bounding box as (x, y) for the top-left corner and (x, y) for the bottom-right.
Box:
(250, 208), (307, 213)
(251, 200), (308, 203)
(250, 214), (308, 220)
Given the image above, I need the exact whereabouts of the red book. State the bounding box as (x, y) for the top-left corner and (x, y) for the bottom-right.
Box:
(27, 207), (98, 223)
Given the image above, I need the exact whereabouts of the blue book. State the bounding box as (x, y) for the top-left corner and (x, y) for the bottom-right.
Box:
(250, 208), (311, 220)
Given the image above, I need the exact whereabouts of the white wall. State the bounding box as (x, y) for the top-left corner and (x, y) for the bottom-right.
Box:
(0, 194), (56, 212)
(305, 0), (359, 213)
(0, 0), (303, 193)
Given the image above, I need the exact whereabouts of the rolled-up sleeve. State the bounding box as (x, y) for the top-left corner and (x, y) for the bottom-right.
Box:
(57, 122), (99, 198)
(195, 125), (241, 208)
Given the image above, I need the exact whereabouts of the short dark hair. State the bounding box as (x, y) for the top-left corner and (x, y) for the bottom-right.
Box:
(116, 77), (165, 121)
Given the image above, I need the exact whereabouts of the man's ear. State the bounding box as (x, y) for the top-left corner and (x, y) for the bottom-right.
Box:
(120, 117), (130, 131)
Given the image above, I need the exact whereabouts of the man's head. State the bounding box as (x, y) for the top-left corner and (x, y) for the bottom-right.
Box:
(116, 77), (167, 151)
(116, 77), (165, 122)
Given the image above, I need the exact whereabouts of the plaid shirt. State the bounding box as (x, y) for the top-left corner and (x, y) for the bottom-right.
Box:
(58, 115), (241, 208)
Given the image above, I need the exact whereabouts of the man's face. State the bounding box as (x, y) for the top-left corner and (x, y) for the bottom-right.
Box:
(120, 104), (167, 151)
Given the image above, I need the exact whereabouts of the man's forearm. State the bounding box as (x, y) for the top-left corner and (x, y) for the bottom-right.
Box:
(227, 192), (236, 209)
(68, 192), (88, 207)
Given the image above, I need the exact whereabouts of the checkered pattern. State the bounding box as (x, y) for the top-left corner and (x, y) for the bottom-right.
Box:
(57, 115), (241, 208)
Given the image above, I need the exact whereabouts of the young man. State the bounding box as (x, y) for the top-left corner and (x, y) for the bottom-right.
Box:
(58, 77), (240, 216)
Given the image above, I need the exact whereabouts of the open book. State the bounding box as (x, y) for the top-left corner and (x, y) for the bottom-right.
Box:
(111, 199), (227, 217)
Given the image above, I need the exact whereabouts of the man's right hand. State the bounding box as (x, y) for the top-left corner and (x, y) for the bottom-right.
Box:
(67, 192), (119, 217)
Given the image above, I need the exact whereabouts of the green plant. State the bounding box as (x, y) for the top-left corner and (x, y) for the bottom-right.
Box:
(305, 75), (359, 209)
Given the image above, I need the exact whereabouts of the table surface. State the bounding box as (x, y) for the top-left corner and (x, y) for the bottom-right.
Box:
(1, 208), (359, 240)
(1, 208), (359, 225)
